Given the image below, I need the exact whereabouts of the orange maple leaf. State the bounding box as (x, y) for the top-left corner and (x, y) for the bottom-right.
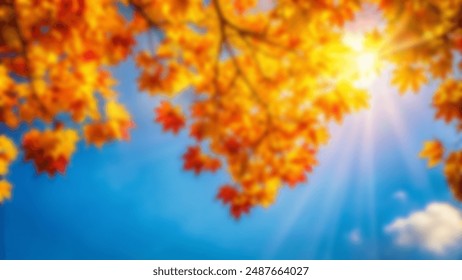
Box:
(419, 140), (444, 168)
(391, 66), (428, 94)
(0, 180), (12, 203)
(444, 151), (462, 201)
(233, 0), (257, 14)
(155, 101), (185, 134)
(283, 172), (307, 187)
(22, 129), (78, 176)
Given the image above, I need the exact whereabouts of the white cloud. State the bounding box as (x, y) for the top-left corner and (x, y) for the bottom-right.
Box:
(393, 191), (407, 202)
(385, 202), (462, 255)
(348, 229), (362, 245)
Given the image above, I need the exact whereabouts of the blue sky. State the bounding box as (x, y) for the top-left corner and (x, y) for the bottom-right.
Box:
(1, 45), (462, 259)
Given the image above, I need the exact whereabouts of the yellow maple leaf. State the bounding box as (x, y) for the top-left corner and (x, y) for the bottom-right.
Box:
(420, 140), (444, 168)
(0, 135), (18, 176)
(391, 66), (428, 94)
(0, 180), (12, 203)
(260, 178), (281, 208)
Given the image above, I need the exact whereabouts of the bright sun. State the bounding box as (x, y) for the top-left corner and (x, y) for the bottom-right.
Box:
(343, 33), (380, 87)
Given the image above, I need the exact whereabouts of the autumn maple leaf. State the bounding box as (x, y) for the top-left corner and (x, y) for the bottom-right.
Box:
(22, 129), (78, 177)
(217, 185), (252, 219)
(233, 0), (257, 14)
(217, 185), (238, 204)
(432, 79), (462, 124)
(0, 180), (12, 203)
(5, 0), (462, 213)
(419, 140), (444, 168)
(454, 37), (462, 53)
(0, 135), (17, 176)
(155, 101), (185, 134)
(444, 151), (462, 201)
(182, 146), (221, 175)
(230, 201), (252, 219)
(391, 66), (428, 94)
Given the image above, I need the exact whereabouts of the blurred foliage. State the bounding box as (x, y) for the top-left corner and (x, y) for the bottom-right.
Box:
(0, 0), (461, 216)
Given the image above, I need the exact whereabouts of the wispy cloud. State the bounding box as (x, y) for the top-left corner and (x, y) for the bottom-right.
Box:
(385, 202), (462, 255)
(348, 229), (362, 245)
(393, 191), (407, 202)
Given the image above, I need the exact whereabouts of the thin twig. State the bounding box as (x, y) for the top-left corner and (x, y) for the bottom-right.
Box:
(212, 0), (275, 179)
(128, 0), (164, 29)
(213, 0), (268, 108)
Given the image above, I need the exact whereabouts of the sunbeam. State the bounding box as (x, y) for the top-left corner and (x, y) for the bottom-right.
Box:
(343, 33), (381, 88)
(356, 89), (378, 258)
(265, 116), (362, 258)
(379, 84), (434, 196)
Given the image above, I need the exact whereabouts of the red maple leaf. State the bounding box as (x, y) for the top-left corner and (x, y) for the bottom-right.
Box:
(217, 185), (238, 204)
(454, 37), (462, 53)
(154, 101), (185, 134)
(182, 146), (221, 175)
(189, 123), (205, 141)
(230, 202), (251, 219)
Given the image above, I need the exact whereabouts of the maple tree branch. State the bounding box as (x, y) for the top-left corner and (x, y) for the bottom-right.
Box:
(128, 0), (164, 29)
(240, 36), (267, 79)
(128, 0), (166, 54)
(213, 17), (224, 96)
(213, 0), (267, 107)
(211, 1), (291, 53)
(237, 126), (272, 178)
(129, 0), (196, 29)
(219, 16), (275, 148)
(10, 0), (51, 118)
(224, 42), (266, 104)
(449, 7), (462, 34)
(213, 0), (275, 179)
(224, 71), (239, 93)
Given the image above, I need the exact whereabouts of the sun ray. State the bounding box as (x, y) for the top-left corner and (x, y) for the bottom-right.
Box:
(264, 119), (362, 258)
(380, 90), (434, 197)
(312, 121), (366, 258)
(357, 87), (379, 258)
(340, 32), (382, 88)
(378, 9), (455, 59)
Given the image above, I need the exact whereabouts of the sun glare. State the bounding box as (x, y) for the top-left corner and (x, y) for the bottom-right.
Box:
(355, 51), (378, 87)
(343, 33), (365, 52)
(343, 33), (380, 87)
